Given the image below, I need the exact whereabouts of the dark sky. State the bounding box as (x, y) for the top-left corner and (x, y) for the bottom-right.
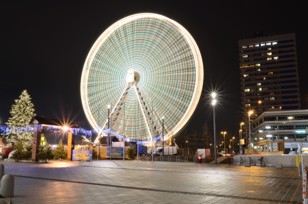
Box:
(1, 1), (307, 138)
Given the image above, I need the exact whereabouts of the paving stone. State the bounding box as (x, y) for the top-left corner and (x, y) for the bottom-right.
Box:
(0, 160), (302, 203)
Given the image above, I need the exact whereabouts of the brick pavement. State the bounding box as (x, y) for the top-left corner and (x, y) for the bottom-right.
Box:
(1, 160), (302, 204)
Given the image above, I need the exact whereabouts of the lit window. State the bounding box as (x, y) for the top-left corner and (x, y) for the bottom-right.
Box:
(270, 97), (275, 100)
(245, 104), (251, 107)
(266, 42), (271, 46)
(261, 43), (265, 46)
(267, 47), (272, 50)
(267, 52), (272, 56)
(243, 54), (248, 58)
(258, 88), (262, 91)
(279, 106), (282, 109)
(287, 116), (294, 120)
(258, 100), (262, 104)
(259, 137), (264, 140)
(242, 45), (247, 49)
(263, 77), (266, 80)
(243, 74), (249, 77)
(245, 88), (250, 92)
(257, 68), (261, 71)
(240, 64), (255, 68)
(274, 56), (279, 60)
(265, 126), (271, 129)
(255, 63), (261, 67)
(296, 130), (306, 134)
(266, 134), (273, 138)
(268, 72), (273, 75)
(272, 41), (277, 45)
(249, 44), (253, 48)
(258, 130), (263, 133)
(271, 106), (274, 109)
(257, 83), (261, 86)
(267, 57), (272, 61)
(255, 44), (259, 47)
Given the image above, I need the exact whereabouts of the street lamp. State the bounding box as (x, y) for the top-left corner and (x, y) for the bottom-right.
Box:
(221, 131), (227, 156)
(232, 136), (235, 154)
(210, 92), (218, 164)
(248, 110), (254, 154)
(185, 140), (189, 156)
(107, 104), (111, 160)
(239, 122), (244, 154)
(162, 116), (164, 157)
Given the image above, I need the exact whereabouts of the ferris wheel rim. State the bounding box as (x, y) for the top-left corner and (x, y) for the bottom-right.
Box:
(80, 13), (203, 142)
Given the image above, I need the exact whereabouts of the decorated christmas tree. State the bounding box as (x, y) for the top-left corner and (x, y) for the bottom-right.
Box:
(6, 90), (36, 145)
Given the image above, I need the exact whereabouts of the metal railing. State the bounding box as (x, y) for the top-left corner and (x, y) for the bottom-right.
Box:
(139, 155), (190, 162)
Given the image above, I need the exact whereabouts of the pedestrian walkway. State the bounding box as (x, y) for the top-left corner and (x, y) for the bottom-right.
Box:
(1, 160), (302, 203)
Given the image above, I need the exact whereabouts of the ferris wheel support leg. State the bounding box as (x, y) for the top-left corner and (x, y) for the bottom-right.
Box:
(94, 85), (131, 144)
(134, 85), (153, 143)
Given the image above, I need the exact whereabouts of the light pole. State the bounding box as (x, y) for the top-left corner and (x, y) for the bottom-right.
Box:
(232, 136), (235, 154)
(162, 116), (164, 157)
(239, 122), (244, 154)
(185, 140), (188, 156)
(107, 104), (111, 160)
(187, 141), (189, 156)
(248, 110), (254, 154)
(210, 92), (217, 164)
(221, 131), (227, 156)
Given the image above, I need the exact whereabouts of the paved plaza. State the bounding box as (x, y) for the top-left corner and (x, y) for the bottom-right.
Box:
(1, 160), (302, 203)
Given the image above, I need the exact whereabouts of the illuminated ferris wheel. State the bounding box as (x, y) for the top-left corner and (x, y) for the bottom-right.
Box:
(80, 13), (203, 143)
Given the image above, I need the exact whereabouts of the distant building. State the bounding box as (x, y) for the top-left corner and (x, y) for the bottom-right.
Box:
(251, 109), (308, 153)
(239, 33), (301, 143)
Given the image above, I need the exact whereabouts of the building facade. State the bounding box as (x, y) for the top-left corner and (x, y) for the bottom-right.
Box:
(239, 33), (301, 143)
(251, 110), (308, 153)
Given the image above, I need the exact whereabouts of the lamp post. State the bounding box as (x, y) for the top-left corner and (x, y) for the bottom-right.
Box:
(232, 136), (235, 154)
(162, 116), (164, 157)
(107, 104), (111, 160)
(221, 131), (227, 156)
(239, 122), (244, 154)
(185, 140), (188, 156)
(210, 92), (217, 164)
(248, 110), (254, 154)
(188, 141), (189, 156)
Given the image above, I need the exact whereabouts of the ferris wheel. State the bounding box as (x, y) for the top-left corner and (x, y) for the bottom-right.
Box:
(80, 13), (203, 143)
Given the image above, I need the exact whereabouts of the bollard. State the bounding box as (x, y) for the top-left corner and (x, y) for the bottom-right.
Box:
(0, 174), (14, 197)
(0, 164), (4, 180)
(301, 154), (308, 203)
(303, 167), (308, 204)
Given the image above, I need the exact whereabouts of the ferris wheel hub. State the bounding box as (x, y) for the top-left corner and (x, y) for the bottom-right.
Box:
(126, 68), (140, 85)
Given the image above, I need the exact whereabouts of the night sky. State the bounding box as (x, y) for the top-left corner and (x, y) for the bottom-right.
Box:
(1, 1), (307, 139)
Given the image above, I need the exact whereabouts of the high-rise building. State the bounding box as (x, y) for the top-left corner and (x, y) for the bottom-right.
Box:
(239, 33), (301, 121)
